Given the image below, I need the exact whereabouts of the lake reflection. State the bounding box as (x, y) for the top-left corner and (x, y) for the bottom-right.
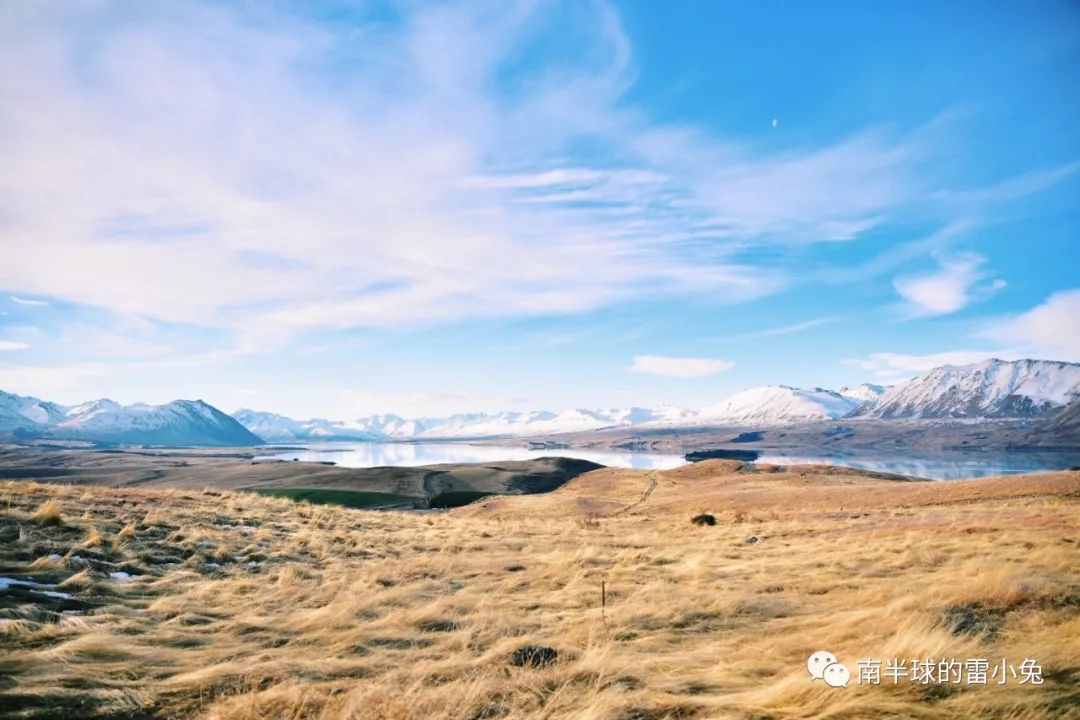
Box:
(253, 442), (1079, 480)
(756, 450), (1079, 480)
(254, 441), (687, 470)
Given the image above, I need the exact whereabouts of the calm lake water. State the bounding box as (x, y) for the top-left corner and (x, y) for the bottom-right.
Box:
(255, 442), (686, 470)
(755, 450), (1079, 481)
(253, 442), (1079, 480)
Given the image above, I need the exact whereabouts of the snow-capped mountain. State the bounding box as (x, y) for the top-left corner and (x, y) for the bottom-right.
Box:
(695, 386), (861, 425)
(413, 407), (694, 438)
(374, 406), (705, 438)
(234, 362), (1079, 441)
(348, 413), (431, 438)
(840, 383), (888, 404)
(408, 408), (673, 438)
(232, 409), (383, 442)
(50, 399), (263, 445)
(851, 359), (1080, 419)
(0, 390), (68, 433)
(0, 393), (261, 446)
(232, 405), (705, 441)
(8, 357), (1078, 447)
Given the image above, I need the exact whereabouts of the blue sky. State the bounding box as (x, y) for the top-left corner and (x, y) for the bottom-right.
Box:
(0, 0), (1077, 419)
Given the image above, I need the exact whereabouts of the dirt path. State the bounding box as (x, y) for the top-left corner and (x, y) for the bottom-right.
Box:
(614, 470), (660, 516)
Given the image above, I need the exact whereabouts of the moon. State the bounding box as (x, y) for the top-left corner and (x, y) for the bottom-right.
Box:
(771, 118), (779, 128)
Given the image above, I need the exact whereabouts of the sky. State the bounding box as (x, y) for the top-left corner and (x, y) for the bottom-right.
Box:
(0, 0), (1078, 420)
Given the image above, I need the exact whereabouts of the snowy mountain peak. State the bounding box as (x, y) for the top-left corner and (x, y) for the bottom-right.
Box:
(232, 409), (385, 442)
(697, 385), (861, 425)
(0, 392), (260, 446)
(851, 358), (1080, 419)
(840, 383), (888, 404)
(65, 398), (122, 418)
(8, 357), (1078, 446)
(233, 403), (724, 441)
(0, 390), (68, 429)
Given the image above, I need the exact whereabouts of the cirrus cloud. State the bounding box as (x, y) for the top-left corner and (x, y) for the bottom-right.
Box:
(843, 350), (1018, 379)
(0, 0), (968, 357)
(9, 296), (49, 307)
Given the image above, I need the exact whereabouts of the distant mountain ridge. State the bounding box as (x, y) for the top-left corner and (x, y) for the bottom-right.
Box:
(231, 409), (383, 442)
(236, 406), (699, 442)
(233, 359), (1080, 441)
(694, 386), (861, 425)
(3, 358), (1076, 446)
(851, 359), (1080, 419)
(839, 383), (888, 403)
(0, 392), (261, 446)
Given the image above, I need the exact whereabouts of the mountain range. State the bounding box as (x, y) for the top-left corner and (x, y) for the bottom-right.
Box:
(849, 359), (1079, 419)
(2, 359), (1077, 446)
(0, 393), (260, 446)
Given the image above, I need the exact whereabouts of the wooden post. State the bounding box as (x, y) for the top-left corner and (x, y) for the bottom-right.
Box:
(601, 579), (607, 626)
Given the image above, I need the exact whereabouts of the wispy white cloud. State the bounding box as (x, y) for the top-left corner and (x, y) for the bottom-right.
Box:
(0, 363), (107, 395)
(0, 0), (964, 357)
(893, 252), (1003, 316)
(818, 221), (976, 285)
(9, 296), (48, 307)
(0, 0), (801, 350)
(630, 355), (735, 378)
(0, 340), (29, 351)
(715, 315), (845, 342)
(932, 161), (1079, 207)
(0, 0), (1072, 370)
(843, 349), (1018, 379)
(978, 289), (1080, 362)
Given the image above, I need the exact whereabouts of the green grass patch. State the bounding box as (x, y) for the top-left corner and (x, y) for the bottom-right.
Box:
(248, 488), (416, 509)
(428, 491), (496, 509)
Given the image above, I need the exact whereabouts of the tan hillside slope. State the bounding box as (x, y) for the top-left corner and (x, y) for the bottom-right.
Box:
(456, 459), (1080, 521)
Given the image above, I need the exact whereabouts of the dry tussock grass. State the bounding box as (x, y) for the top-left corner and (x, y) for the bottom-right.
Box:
(29, 499), (62, 527)
(0, 465), (1078, 720)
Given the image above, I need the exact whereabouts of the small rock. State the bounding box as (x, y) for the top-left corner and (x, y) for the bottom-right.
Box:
(509, 645), (559, 668)
(505, 564), (526, 572)
(744, 536), (759, 545)
(691, 514), (716, 527)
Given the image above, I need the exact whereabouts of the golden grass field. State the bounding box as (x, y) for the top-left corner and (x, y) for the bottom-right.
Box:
(1, 460), (1078, 719)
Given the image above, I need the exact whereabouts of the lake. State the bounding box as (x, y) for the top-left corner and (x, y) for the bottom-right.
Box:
(252, 442), (1079, 480)
(255, 441), (686, 470)
(755, 449), (1079, 480)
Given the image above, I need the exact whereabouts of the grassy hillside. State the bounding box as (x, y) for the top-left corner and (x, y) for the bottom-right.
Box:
(0, 448), (601, 507)
(248, 487), (415, 508)
(1, 462), (1078, 719)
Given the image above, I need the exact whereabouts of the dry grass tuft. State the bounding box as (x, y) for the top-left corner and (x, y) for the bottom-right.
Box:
(80, 526), (103, 548)
(30, 498), (63, 526)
